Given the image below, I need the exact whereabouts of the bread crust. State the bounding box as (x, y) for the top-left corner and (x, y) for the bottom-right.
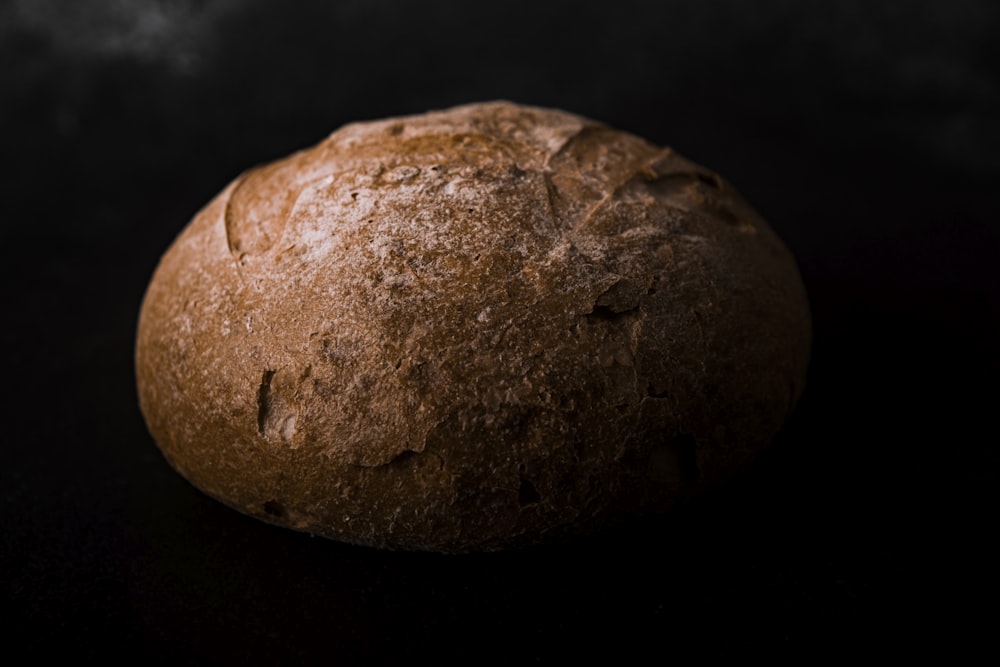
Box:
(135, 101), (810, 552)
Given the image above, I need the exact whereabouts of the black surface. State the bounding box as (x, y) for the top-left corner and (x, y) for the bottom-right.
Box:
(3, 0), (997, 661)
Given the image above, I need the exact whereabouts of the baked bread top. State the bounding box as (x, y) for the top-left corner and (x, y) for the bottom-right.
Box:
(136, 101), (811, 552)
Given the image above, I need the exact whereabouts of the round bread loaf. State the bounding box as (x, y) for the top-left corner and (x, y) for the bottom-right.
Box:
(136, 101), (810, 552)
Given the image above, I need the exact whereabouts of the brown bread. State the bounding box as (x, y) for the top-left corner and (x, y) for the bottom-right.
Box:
(135, 101), (811, 552)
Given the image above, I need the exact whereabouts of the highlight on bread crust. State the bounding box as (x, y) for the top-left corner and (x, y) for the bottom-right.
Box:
(135, 101), (811, 552)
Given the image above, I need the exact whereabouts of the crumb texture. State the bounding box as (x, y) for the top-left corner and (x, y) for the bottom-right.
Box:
(135, 101), (811, 552)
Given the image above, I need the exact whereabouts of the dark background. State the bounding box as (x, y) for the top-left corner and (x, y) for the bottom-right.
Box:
(3, 0), (997, 661)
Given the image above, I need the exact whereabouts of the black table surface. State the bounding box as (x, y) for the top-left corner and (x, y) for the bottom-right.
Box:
(3, 1), (997, 661)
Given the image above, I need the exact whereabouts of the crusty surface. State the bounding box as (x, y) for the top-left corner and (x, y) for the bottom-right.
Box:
(135, 101), (811, 552)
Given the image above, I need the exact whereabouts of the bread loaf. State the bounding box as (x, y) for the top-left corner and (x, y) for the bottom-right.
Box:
(135, 101), (810, 552)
